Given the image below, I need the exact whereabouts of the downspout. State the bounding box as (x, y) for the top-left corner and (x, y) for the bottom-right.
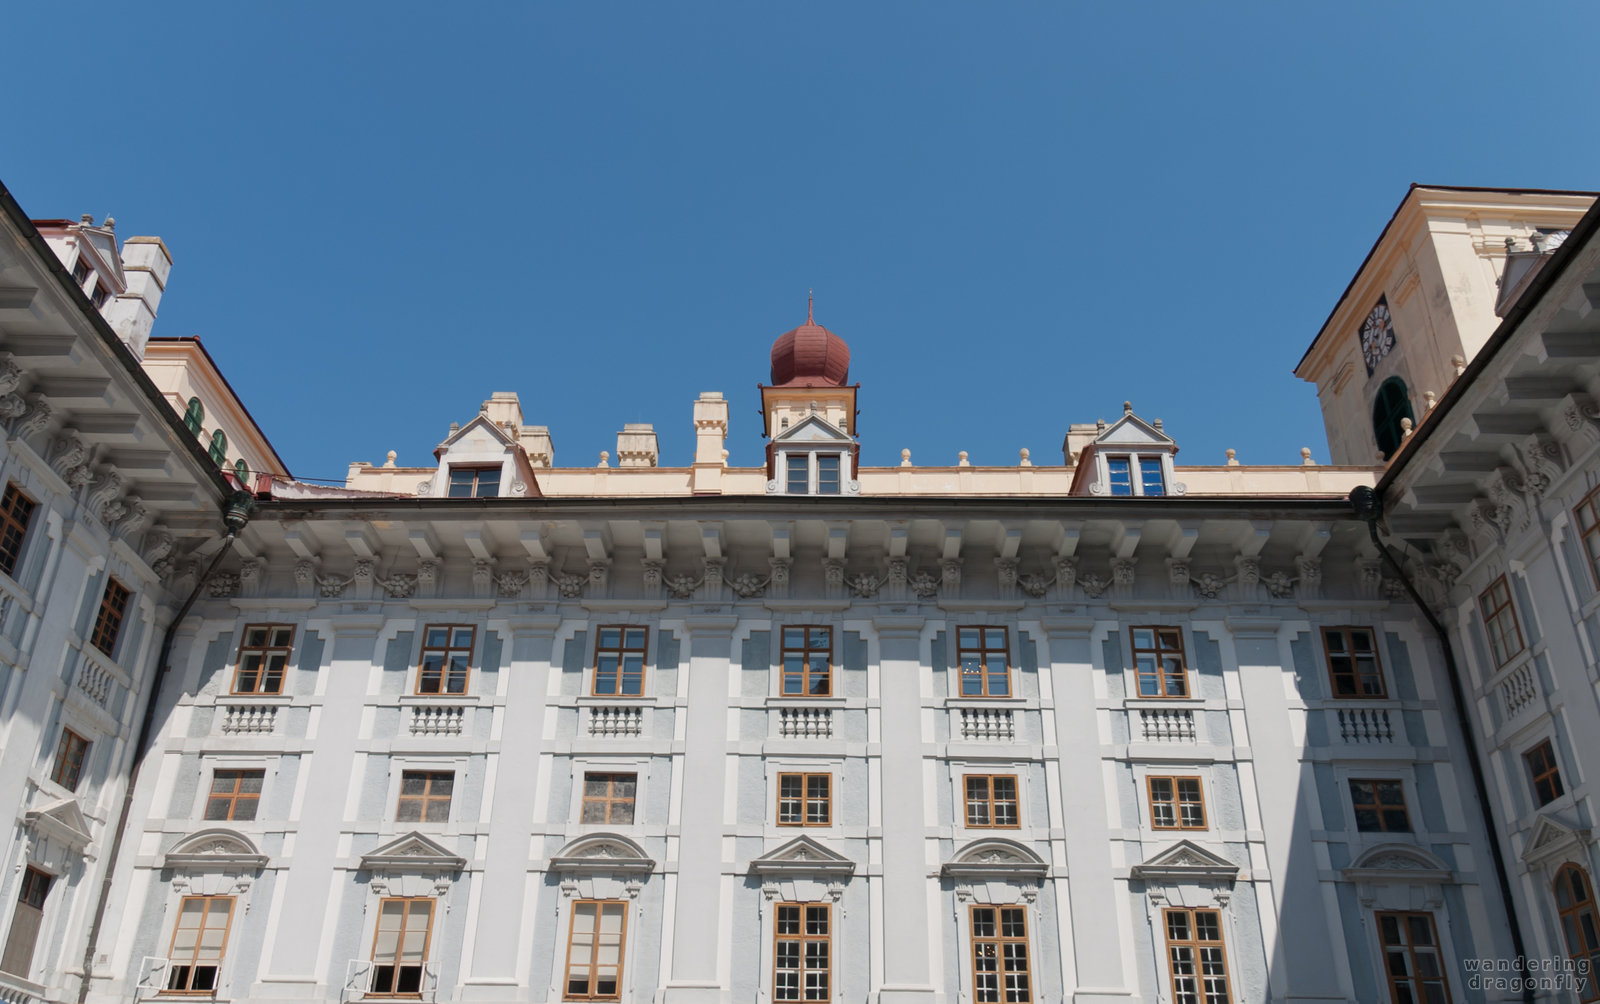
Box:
(76, 490), (255, 1004)
(1349, 486), (1533, 1004)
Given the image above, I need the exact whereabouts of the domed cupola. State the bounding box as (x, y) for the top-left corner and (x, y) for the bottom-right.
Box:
(769, 298), (850, 387)
(758, 296), (862, 495)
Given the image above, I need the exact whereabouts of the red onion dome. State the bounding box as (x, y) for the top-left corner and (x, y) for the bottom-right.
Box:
(769, 299), (850, 387)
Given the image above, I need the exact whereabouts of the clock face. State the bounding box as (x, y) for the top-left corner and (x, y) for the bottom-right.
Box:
(1359, 295), (1397, 375)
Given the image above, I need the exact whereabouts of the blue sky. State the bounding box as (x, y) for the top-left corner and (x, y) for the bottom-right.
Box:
(4, 3), (1597, 482)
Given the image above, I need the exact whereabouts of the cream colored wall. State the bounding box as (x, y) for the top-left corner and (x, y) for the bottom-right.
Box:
(141, 344), (286, 479)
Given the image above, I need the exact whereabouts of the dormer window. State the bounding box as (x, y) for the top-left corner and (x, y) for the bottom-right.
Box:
(817, 455), (840, 494)
(1105, 455), (1165, 496)
(1139, 458), (1165, 495)
(779, 451), (849, 495)
(448, 466), (500, 498)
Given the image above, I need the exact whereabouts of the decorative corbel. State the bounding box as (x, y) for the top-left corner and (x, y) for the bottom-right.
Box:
(13, 394), (51, 440)
(641, 559), (666, 599)
(472, 559), (496, 598)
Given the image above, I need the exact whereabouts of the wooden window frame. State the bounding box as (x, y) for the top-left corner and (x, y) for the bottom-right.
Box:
(204, 769), (263, 822)
(396, 771), (453, 824)
(1376, 911), (1452, 1004)
(580, 772), (637, 824)
(1349, 778), (1411, 833)
(1577, 484), (1600, 591)
(773, 901), (831, 1002)
(0, 483), (37, 579)
(183, 397), (204, 435)
(50, 729), (89, 792)
(963, 774), (1020, 829)
(0, 866), (52, 979)
(232, 624), (295, 695)
(1163, 907), (1233, 1004)
(1130, 626), (1188, 698)
(1148, 776), (1207, 831)
(969, 904), (1032, 1003)
(563, 899), (627, 1001)
(89, 578), (130, 657)
(957, 626), (1011, 698)
(1321, 626), (1387, 699)
(165, 894), (236, 995)
(1478, 575), (1526, 669)
(776, 773), (831, 827)
(446, 465), (501, 498)
(1525, 739), (1565, 807)
(368, 897), (435, 997)
(415, 624), (474, 696)
(592, 626), (648, 698)
(780, 626), (833, 698)
(1554, 865), (1600, 1002)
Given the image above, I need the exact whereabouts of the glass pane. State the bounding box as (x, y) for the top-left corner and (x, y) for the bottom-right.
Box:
(452, 628), (473, 649)
(600, 628), (621, 648)
(426, 627), (450, 647)
(624, 628), (647, 648)
(809, 628), (829, 649)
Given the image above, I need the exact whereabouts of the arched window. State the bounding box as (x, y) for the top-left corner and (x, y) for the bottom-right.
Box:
(184, 398), (204, 436)
(1555, 865), (1600, 999)
(209, 430), (228, 465)
(1372, 377), (1414, 460)
(233, 460), (250, 485)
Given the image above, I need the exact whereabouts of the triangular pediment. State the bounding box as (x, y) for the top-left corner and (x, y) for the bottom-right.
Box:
(164, 828), (268, 871)
(1522, 814), (1592, 866)
(1093, 410), (1175, 449)
(24, 797), (92, 852)
(1130, 840), (1238, 883)
(750, 835), (856, 877)
(941, 838), (1048, 882)
(774, 415), (853, 445)
(360, 831), (466, 873)
(551, 833), (655, 873)
(434, 414), (517, 459)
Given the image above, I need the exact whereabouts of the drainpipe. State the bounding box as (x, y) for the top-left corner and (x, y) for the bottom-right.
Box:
(76, 490), (255, 1004)
(1348, 486), (1533, 1004)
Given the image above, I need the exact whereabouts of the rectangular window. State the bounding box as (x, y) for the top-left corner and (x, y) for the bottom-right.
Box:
(958, 626), (1011, 697)
(1349, 779), (1411, 833)
(1106, 456), (1133, 496)
(166, 895), (235, 994)
(0, 867), (51, 979)
(970, 904), (1031, 1003)
(564, 899), (626, 1001)
(204, 769), (263, 821)
(396, 771), (453, 823)
(580, 773), (636, 824)
(1148, 776), (1206, 830)
(447, 466), (500, 498)
(1377, 911), (1450, 1004)
(1139, 457), (1166, 496)
(1577, 485), (1600, 591)
(774, 902), (830, 1002)
(1165, 907), (1232, 1004)
(593, 627), (647, 697)
(1323, 627), (1386, 698)
(417, 625), (473, 695)
(370, 897), (434, 997)
(777, 773), (831, 826)
(1526, 740), (1565, 807)
(1131, 627), (1187, 698)
(90, 578), (130, 657)
(786, 454), (808, 495)
(964, 775), (1020, 828)
(0, 484), (37, 578)
(816, 455), (840, 495)
(781, 627), (832, 697)
(1478, 576), (1525, 668)
(51, 729), (89, 792)
(232, 624), (294, 695)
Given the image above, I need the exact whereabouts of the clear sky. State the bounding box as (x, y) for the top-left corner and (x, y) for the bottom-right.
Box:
(4, 2), (1597, 482)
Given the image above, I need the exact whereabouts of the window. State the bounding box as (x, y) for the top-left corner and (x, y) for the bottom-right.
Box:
(0, 867), (51, 978)
(165, 895), (234, 995)
(1106, 456), (1133, 496)
(205, 769), (263, 821)
(1164, 908), (1231, 1004)
(72, 258), (91, 288)
(1349, 779), (1410, 833)
(1525, 740), (1565, 806)
(958, 627), (1010, 697)
(592, 627), (647, 697)
(91, 284), (109, 309)
(777, 773), (830, 826)
(964, 775), (1019, 828)
(1139, 457), (1166, 495)
(369, 897), (434, 997)
(416, 625), (473, 695)
(1148, 776), (1206, 830)
(208, 429), (228, 465)
(970, 904), (1031, 1003)
(1322, 627), (1386, 698)
(1577, 485), (1600, 590)
(233, 624), (294, 694)
(1377, 912), (1450, 1004)
(580, 773), (636, 824)
(90, 578), (130, 657)
(183, 397), (204, 435)
(1477, 576), (1525, 668)
(781, 627), (832, 697)
(233, 459), (249, 485)
(774, 902), (830, 1002)
(396, 771), (453, 823)
(564, 900), (626, 1001)
(1554, 865), (1600, 1002)
(0, 484), (36, 578)
(782, 452), (847, 495)
(447, 466), (500, 498)
(785, 454), (808, 495)
(1130, 627), (1187, 698)
(1372, 377), (1414, 461)
(816, 455), (840, 495)
(50, 729), (89, 792)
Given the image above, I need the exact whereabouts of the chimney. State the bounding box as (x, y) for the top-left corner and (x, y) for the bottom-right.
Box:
(482, 391), (524, 429)
(691, 392), (728, 493)
(616, 423), (659, 467)
(519, 426), (554, 468)
(103, 236), (172, 360)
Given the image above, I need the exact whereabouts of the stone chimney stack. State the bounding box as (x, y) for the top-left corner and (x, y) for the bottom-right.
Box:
(616, 424), (659, 467)
(103, 236), (172, 360)
(692, 392), (728, 493)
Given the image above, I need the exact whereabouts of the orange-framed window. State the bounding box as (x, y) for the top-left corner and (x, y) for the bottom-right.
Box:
(1148, 777), (1206, 830)
(592, 626), (647, 697)
(90, 578), (130, 657)
(970, 904), (1031, 1003)
(777, 773), (831, 826)
(564, 899), (626, 1001)
(1525, 740), (1565, 806)
(232, 624), (294, 695)
(0, 484), (37, 579)
(204, 769), (263, 821)
(580, 773), (636, 824)
(416, 625), (473, 695)
(50, 729), (89, 792)
(1164, 907), (1231, 1004)
(1349, 779), (1411, 833)
(369, 897), (434, 997)
(958, 627), (1011, 698)
(1377, 911), (1451, 1004)
(781, 626), (832, 697)
(0, 866), (52, 979)
(1131, 626), (1187, 698)
(1555, 865), (1600, 1002)
(773, 902), (830, 1001)
(1576, 485), (1600, 591)
(964, 775), (1020, 828)
(165, 895), (235, 994)
(396, 771), (453, 823)
(1322, 627), (1386, 699)
(1477, 576), (1525, 669)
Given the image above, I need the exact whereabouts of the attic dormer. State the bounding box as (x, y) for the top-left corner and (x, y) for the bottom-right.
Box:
(1069, 403), (1182, 497)
(766, 411), (859, 496)
(428, 410), (541, 498)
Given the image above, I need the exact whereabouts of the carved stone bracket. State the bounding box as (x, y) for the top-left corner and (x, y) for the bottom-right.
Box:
(641, 559), (665, 598)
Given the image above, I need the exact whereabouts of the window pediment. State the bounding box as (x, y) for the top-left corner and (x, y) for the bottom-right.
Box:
(433, 414), (516, 458)
(1341, 843), (1453, 883)
(24, 796), (92, 859)
(774, 415), (853, 445)
(1130, 840), (1239, 884)
(941, 838), (1048, 882)
(750, 835), (856, 879)
(360, 831), (465, 874)
(550, 833), (654, 874)
(164, 827), (269, 871)
(1093, 411), (1176, 450)
(1521, 814), (1592, 867)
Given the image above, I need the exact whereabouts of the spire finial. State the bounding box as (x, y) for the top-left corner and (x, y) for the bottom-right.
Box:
(807, 288), (814, 324)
